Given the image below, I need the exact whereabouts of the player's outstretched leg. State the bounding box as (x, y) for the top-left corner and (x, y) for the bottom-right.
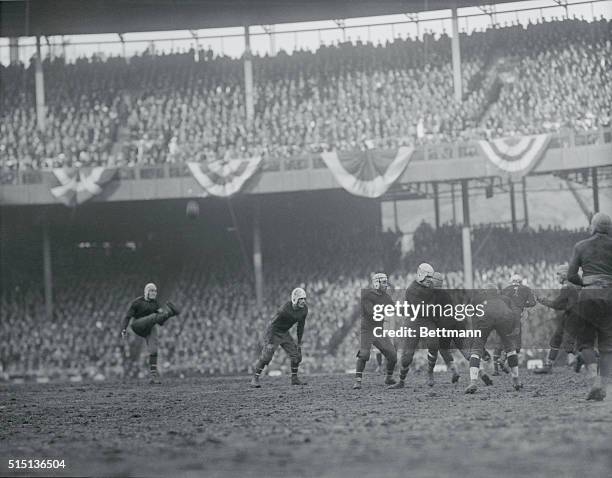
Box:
(251, 343), (275, 388)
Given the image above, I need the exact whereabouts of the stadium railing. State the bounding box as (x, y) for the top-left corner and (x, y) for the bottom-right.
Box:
(2, 127), (610, 185)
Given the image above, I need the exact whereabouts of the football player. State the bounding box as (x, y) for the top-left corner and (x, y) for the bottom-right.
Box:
(353, 273), (398, 389)
(250, 288), (308, 388)
(121, 283), (181, 384)
(534, 264), (579, 374)
(388, 263), (439, 390)
(426, 272), (493, 387)
(465, 283), (522, 394)
(567, 212), (612, 401)
(492, 273), (536, 374)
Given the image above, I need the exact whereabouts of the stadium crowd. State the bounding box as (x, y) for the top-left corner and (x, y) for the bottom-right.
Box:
(0, 16), (610, 172)
(0, 223), (588, 379)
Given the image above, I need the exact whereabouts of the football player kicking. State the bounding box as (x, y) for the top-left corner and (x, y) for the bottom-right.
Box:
(121, 283), (181, 384)
(426, 272), (493, 387)
(353, 273), (398, 389)
(534, 264), (579, 374)
(465, 283), (522, 394)
(250, 288), (308, 388)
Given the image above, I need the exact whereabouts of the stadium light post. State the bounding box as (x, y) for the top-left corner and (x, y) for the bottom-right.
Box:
(461, 180), (473, 288)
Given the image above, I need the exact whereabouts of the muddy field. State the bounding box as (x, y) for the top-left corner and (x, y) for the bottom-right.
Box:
(1, 370), (611, 478)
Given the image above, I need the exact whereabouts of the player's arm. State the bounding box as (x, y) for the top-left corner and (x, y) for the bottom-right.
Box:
(567, 244), (583, 286)
(296, 316), (306, 346)
(362, 293), (376, 318)
(121, 302), (136, 337)
(538, 287), (569, 310)
(524, 288), (536, 308)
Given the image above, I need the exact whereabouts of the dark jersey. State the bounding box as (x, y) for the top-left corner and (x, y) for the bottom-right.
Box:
(122, 296), (160, 329)
(361, 289), (394, 330)
(405, 280), (435, 304)
(502, 284), (536, 313)
(568, 233), (612, 286)
(539, 282), (579, 318)
(476, 290), (515, 323)
(268, 301), (308, 343)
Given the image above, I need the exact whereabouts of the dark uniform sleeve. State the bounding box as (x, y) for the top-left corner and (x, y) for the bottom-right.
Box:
(296, 311), (307, 346)
(540, 287), (571, 310)
(568, 244), (583, 286)
(122, 300), (137, 331)
(362, 292), (376, 318)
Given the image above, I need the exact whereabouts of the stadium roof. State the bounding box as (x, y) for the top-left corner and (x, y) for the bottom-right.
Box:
(1, 0), (524, 37)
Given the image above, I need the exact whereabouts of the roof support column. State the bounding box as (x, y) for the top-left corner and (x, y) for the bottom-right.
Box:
(243, 25), (254, 125)
(35, 36), (46, 132)
(461, 180), (473, 288)
(451, 7), (462, 102)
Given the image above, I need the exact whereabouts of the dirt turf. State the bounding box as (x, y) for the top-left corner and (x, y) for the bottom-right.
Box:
(1, 370), (611, 477)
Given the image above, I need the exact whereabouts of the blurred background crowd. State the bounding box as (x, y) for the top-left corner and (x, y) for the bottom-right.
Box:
(0, 223), (587, 379)
(1, 17), (610, 171)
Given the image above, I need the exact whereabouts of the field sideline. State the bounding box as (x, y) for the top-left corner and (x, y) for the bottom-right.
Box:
(1, 371), (611, 477)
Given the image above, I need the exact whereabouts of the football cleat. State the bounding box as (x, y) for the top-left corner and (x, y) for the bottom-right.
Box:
(165, 301), (181, 316)
(384, 375), (397, 386)
(427, 372), (435, 387)
(586, 387), (606, 401)
(480, 373), (494, 386)
(534, 364), (553, 374)
(250, 375), (261, 388)
(499, 361), (510, 374)
(451, 372), (461, 384)
(387, 380), (405, 389)
(464, 383), (478, 394)
(352, 381), (362, 390)
(149, 371), (161, 385)
(512, 378), (523, 391)
(291, 375), (307, 386)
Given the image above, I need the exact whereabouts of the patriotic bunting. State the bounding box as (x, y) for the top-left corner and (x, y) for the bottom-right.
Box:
(186, 157), (262, 197)
(476, 134), (551, 178)
(320, 147), (414, 198)
(47, 167), (117, 207)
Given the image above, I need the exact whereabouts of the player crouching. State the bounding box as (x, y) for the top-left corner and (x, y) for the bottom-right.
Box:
(353, 273), (398, 389)
(250, 288), (308, 388)
(121, 283), (181, 384)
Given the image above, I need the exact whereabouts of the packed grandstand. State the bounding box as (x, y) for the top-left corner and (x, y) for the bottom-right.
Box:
(0, 13), (608, 380)
(0, 222), (588, 378)
(0, 16), (610, 172)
